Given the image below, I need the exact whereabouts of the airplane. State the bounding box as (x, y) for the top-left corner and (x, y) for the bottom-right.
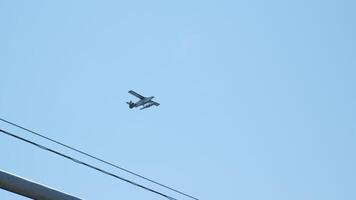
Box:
(127, 90), (160, 110)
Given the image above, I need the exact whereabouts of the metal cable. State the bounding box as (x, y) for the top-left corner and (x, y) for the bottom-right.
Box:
(0, 117), (198, 200)
(0, 129), (177, 200)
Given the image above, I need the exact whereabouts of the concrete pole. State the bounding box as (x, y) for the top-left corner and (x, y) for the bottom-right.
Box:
(0, 169), (82, 200)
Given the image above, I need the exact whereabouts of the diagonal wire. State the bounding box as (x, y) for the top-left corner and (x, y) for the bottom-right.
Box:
(0, 129), (177, 200)
(0, 117), (198, 200)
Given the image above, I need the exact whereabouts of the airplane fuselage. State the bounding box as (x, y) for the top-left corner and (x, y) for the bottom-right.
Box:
(134, 96), (154, 107)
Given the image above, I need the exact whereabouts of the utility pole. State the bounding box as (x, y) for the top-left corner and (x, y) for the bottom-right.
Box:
(0, 169), (82, 200)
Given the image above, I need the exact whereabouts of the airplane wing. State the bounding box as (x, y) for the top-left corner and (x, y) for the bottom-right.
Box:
(140, 101), (160, 110)
(128, 90), (145, 99)
(150, 101), (160, 106)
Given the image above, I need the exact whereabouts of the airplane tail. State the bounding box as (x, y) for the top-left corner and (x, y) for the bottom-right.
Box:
(126, 101), (135, 109)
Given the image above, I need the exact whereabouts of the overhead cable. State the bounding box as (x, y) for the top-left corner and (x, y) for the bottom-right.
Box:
(0, 129), (177, 200)
(0, 117), (198, 200)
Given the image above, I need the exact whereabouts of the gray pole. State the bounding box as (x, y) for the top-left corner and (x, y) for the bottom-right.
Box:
(0, 169), (82, 200)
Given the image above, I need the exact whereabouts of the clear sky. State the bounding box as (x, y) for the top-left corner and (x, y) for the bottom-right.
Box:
(0, 1), (355, 200)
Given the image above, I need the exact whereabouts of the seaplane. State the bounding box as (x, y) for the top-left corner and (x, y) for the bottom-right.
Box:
(127, 90), (160, 110)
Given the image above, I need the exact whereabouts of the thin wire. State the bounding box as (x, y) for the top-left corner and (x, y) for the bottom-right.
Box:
(0, 117), (198, 200)
(0, 129), (177, 200)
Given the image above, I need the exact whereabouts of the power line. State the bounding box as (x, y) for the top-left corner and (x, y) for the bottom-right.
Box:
(0, 117), (198, 200)
(0, 128), (177, 200)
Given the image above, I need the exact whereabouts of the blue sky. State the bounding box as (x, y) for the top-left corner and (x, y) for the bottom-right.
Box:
(0, 1), (355, 199)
